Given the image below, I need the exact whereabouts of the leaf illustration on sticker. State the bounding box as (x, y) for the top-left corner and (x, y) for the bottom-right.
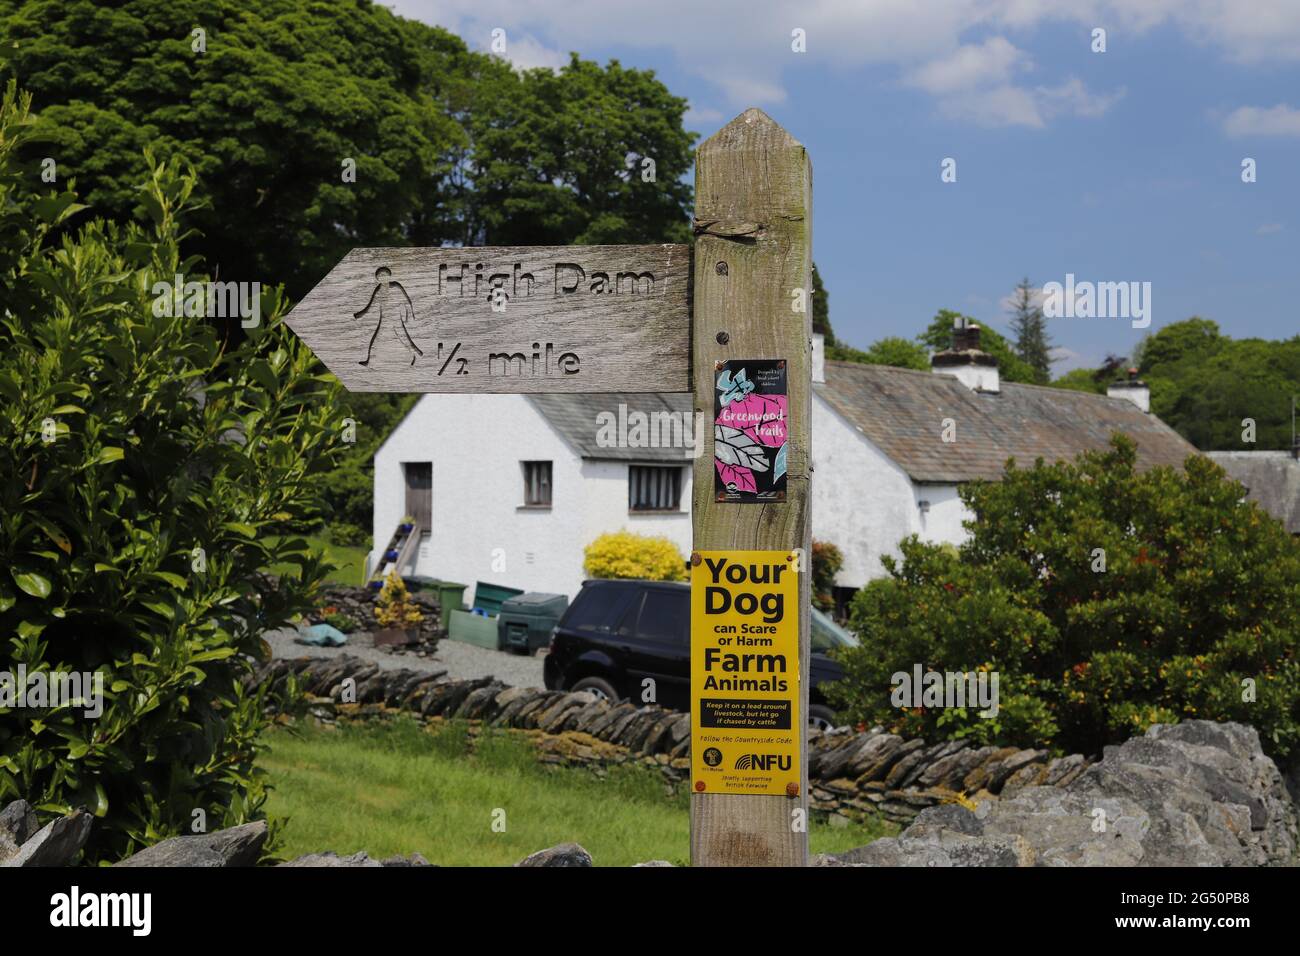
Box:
(714, 424), (770, 473)
(716, 460), (757, 494)
(716, 368), (754, 406)
(773, 443), (787, 482)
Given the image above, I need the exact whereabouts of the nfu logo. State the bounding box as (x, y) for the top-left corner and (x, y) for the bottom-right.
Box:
(734, 754), (791, 771)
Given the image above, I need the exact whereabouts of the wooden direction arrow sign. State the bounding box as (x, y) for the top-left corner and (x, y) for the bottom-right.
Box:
(285, 244), (690, 392)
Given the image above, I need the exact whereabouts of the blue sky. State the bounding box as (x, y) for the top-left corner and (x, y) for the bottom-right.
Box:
(391, 1), (1298, 373)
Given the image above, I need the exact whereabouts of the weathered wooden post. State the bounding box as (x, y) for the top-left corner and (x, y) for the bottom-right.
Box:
(689, 109), (813, 866)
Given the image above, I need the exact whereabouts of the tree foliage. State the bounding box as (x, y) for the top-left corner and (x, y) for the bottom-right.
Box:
(0, 0), (701, 549)
(812, 262), (833, 344)
(1139, 319), (1299, 450)
(1007, 277), (1052, 384)
(322, 393), (418, 545)
(0, 83), (342, 861)
(1050, 368), (1106, 394)
(827, 436), (1300, 761)
(451, 53), (694, 248)
(1051, 317), (1300, 450)
(0, 0), (696, 298)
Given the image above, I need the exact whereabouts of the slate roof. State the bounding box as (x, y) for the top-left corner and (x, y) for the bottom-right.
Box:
(526, 393), (697, 463)
(524, 364), (1202, 481)
(814, 361), (1199, 483)
(1205, 452), (1300, 534)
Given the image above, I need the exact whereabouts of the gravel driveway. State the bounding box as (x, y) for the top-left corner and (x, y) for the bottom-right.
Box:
(264, 627), (546, 689)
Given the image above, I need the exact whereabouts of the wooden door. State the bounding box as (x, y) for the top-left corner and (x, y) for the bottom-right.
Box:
(403, 462), (432, 529)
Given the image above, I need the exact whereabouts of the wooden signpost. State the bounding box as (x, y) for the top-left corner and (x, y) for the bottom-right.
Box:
(285, 109), (812, 866)
(286, 245), (691, 392)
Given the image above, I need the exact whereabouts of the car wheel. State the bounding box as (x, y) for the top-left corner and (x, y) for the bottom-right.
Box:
(571, 676), (620, 703)
(808, 704), (838, 732)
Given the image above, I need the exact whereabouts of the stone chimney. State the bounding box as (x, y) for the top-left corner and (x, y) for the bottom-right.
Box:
(1107, 367), (1150, 413)
(930, 318), (999, 393)
(811, 331), (825, 384)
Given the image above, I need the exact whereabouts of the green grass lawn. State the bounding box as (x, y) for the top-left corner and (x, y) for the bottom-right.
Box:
(262, 718), (896, 866)
(269, 535), (369, 586)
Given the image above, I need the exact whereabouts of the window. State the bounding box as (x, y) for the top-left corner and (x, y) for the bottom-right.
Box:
(564, 583), (629, 633)
(635, 589), (690, 644)
(629, 465), (683, 511)
(617, 588), (689, 645)
(522, 461), (552, 507)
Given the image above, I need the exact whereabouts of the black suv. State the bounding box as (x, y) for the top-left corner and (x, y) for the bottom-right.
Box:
(542, 578), (856, 730)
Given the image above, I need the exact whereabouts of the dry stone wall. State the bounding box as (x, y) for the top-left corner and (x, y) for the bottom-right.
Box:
(251, 654), (1094, 824)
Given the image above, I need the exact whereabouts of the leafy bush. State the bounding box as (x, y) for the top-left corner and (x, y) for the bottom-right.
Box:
(319, 607), (360, 634)
(827, 436), (1300, 761)
(0, 83), (343, 861)
(583, 531), (686, 582)
(326, 522), (369, 549)
(811, 540), (844, 611)
(374, 573), (423, 630)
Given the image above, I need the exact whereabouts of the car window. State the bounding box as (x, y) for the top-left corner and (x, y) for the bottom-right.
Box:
(563, 584), (629, 632)
(811, 607), (859, 652)
(615, 591), (645, 637)
(634, 589), (689, 645)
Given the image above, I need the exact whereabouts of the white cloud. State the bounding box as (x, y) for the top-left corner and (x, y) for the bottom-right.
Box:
(906, 37), (1024, 95)
(941, 84), (1046, 128)
(1222, 103), (1300, 137)
(908, 40), (1122, 128)
(386, 0), (1300, 123)
(684, 105), (725, 128)
(713, 71), (788, 106)
(498, 34), (568, 70)
(1133, 0), (1300, 63)
(1037, 77), (1125, 118)
(1257, 222), (1284, 235)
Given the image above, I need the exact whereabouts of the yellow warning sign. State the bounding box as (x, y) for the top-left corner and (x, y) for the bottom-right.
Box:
(691, 550), (800, 796)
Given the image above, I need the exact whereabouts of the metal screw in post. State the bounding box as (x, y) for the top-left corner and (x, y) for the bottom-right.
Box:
(716, 331), (730, 345)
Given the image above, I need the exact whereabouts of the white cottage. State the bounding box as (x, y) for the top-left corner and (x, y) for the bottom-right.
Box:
(371, 326), (1197, 606)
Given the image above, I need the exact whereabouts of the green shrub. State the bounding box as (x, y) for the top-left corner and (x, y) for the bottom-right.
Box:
(0, 82), (343, 861)
(319, 609), (360, 634)
(827, 436), (1300, 761)
(583, 531), (686, 582)
(811, 540), (844, 612)
(326, 522), (368, 548)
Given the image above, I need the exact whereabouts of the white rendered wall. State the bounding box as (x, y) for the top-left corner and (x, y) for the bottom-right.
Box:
(811, 394), (922, 588)
(1107, 384), (1150, 413)
(372, 394), (692, 603)
(914, 483), (969, 546)
(933, 363), (999, 393)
